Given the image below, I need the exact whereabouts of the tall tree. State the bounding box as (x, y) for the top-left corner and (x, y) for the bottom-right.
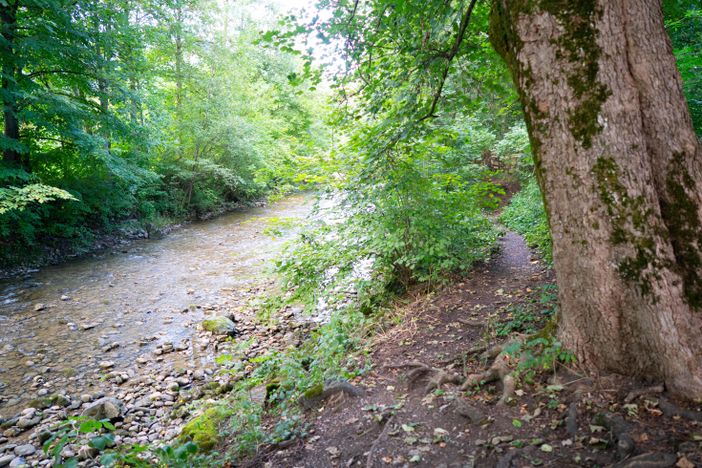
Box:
(0, 0), (21, 167)
(490, 0), (702, 397)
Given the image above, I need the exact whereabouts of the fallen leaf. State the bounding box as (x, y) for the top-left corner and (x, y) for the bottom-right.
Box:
(325, 446), (340, 458)
(402, 424), (415, 433)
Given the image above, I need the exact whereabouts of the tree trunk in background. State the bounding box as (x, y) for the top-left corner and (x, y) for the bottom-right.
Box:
(490, 0), (702, 398)
(0, 1), (22, 168)
(174, 5), (184, 159)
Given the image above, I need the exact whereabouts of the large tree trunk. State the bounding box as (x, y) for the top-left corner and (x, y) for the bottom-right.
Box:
(490, 0), (702, 398)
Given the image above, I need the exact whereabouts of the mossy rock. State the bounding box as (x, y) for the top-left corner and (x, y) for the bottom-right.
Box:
(28, 393), (70, 409)
(302, 383), (324, 400)
(201, 316), (236, 336)
(179, 406), (232, 451)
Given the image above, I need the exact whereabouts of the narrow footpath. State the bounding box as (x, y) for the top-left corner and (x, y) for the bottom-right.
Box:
(257, 233), (702, 468)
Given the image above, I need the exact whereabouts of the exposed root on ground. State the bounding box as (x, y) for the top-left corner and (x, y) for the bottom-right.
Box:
(391, 361), (462, 393)
(658, 397), (702, 422)
(594, 412), (635, 457)
(461, 353), (515, 406)
(624, 384), (664, 403)
(436, 342), (490, 366)
(459, 338), (526, 406)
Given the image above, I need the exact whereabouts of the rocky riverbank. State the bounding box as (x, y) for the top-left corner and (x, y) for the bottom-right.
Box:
(0, 199), (268, 281)
(0, 289), (316, 467)
(0, 195), (314, 467)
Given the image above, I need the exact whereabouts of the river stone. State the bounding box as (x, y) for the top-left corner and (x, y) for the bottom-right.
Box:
(0, 455), (13, 468)
(13, 445), (35, 457)
(8, 457), (26, 468)
(16, 417), (40, 430)
(81, 397), (123, 420)
(201, 316), (236, 336)
(28, 393), (69, 409)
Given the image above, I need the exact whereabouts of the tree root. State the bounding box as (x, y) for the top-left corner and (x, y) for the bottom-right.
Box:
(593, 412), (635, 458)
(658, 397), (702, 422)
(614, 452), (677, 468)
(459, 337), (526, 406)
(436, 342), (490, 366)
(396, 361), (462, 393)
(623, 384), (664, 403)
(461, 353), (515, 406)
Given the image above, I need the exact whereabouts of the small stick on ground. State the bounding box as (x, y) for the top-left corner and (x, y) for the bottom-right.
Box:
(365, 413), (397, 468)
(456, 318), (484, 327)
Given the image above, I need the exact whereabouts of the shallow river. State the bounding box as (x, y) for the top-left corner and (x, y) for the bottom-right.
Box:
(0, 194), (311, 418)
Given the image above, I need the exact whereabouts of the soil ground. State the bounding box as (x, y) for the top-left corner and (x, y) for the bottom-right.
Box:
(253, 233), (702, 468)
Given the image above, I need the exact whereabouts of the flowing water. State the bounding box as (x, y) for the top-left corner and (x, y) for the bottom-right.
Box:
(0, 194), (312, 417)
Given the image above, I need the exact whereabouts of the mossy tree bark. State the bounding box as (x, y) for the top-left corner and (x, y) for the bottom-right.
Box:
(490, 0), (702, 398)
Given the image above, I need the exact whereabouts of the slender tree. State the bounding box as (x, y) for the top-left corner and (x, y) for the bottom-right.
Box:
(0, 1), (22, 167)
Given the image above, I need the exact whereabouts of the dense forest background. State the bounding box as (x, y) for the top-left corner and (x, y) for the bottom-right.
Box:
(0, 0), (701, 465)
(0, 0), (328, 267)
(0, 0), (699, 273)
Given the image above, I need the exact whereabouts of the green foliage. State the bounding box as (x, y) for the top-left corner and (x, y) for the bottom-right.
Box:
(43, 417), (116, 468)
(0, 184), (76, 215)
(0, 0), (328, 268)
(494, 124), (533, 180)
(501, 178), (552, 262)
(193, 306), (369, 459)
(43, 415), (210, 467)
(665, 1), (702, 136)
(180, 406), (232, 450)
(505, 336), (576, 384)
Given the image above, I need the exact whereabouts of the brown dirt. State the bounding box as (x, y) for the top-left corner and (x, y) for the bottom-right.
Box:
(252, 233), (702, 468)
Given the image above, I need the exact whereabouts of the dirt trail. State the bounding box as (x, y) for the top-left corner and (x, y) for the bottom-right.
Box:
(258, 233), (701, 468)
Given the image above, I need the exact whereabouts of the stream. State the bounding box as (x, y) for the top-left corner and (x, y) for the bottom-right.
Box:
(0, 194), (312, 425)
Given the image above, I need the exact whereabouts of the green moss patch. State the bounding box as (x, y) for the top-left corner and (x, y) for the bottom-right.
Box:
(179, 406), (233, 451)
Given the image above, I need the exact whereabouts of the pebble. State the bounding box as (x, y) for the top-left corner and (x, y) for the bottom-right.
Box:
(13, 444), (35, 457)
(16, 417), (40, 430)
(8, 457), (26, 468)
(0, 455), (13, 468)
(101, 343), (119, 352)
(99, 361), (114, 369)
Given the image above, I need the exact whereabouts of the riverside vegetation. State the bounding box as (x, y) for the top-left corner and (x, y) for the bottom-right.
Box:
(0, 0), (701, 467)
